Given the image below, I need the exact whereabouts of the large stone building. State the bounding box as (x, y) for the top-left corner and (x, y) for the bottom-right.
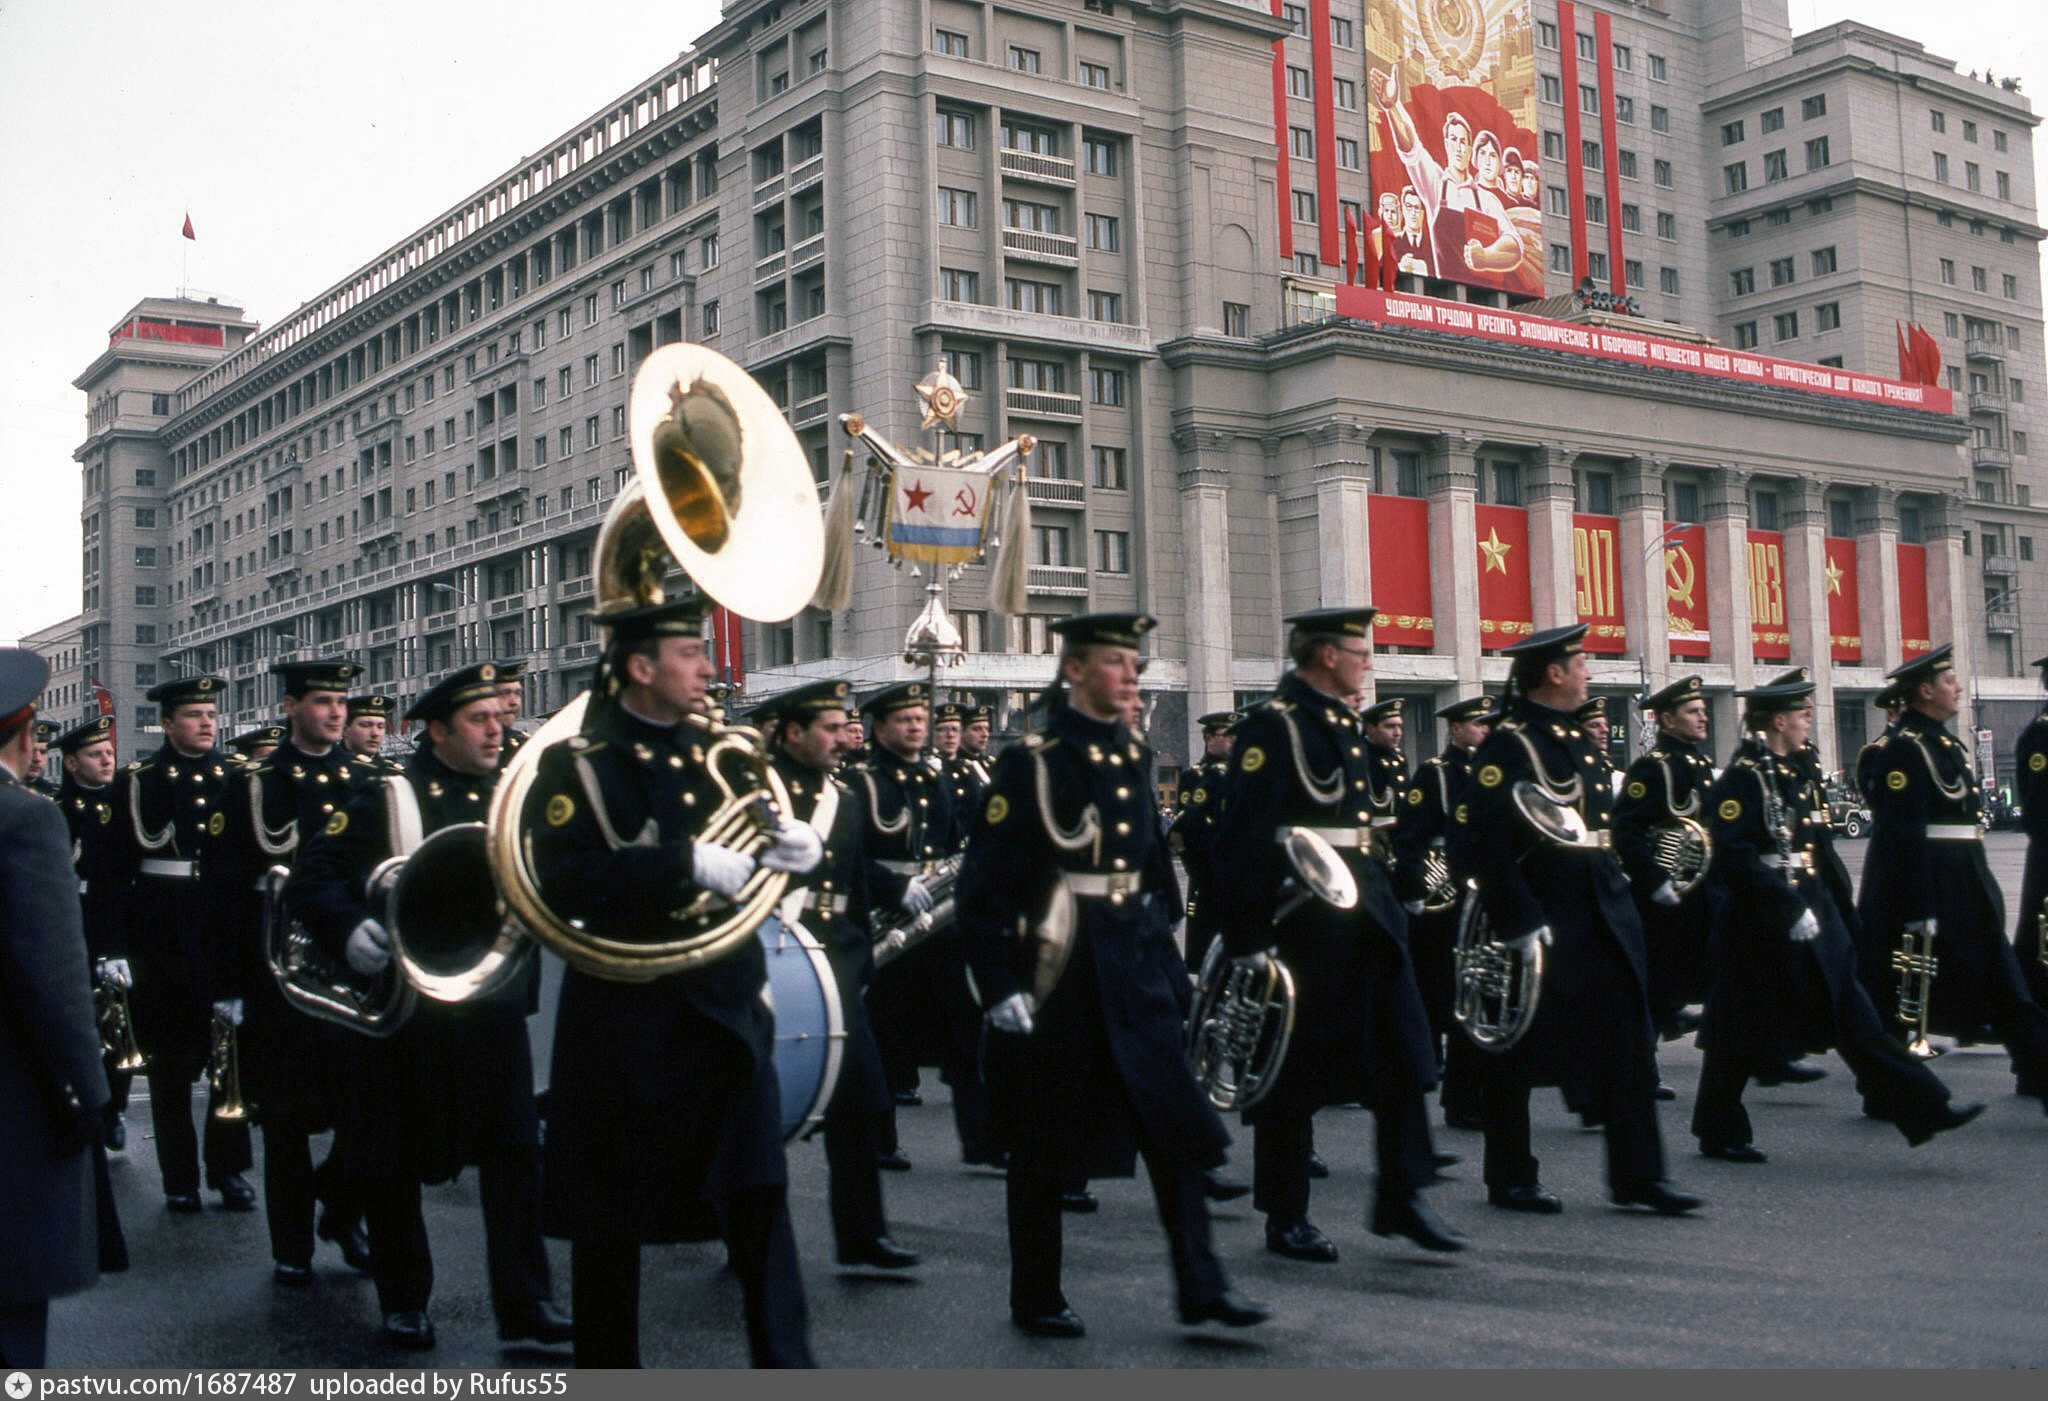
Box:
(56, 0), (2044, 793)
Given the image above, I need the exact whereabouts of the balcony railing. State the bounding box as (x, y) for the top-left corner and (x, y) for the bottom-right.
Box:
(1027, 564), (1089, 595)
(1973, 443), (2013, 469)
(1002, 227), (1080, 264)
(1005, 387), (1084, 419)
(790, 394), (830, 428)
(755, 251), (787, 284)
(1986, 606), (2020, 635)
(488, 595), (525, 618)
(1969, 389), (2007, 415)
(1965, 334), (2005, 363)
(786, 153), (824, 195)
(1025, 475), (1086, 506)
(558, 577), (593, 601)
(1000, 148), (1076, 186)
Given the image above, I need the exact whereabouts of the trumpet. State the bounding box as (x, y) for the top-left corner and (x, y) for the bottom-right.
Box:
(1892, 920), (1943, 1060)
(94, 966), (146, 1072)
(207, 1008), (247, 1121)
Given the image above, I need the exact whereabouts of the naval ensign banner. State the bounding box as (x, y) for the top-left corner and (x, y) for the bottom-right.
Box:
(885, 463), (994, 565)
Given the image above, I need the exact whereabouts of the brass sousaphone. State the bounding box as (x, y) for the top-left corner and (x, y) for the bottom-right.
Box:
(376, 344), (822, 1001)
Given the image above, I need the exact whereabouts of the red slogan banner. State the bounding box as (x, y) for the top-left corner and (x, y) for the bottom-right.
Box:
(1368, 495), (1435, 647)
(1896, 543), (1931, 659)
(1572, 513), (1626, 653)
(1475, 504), (1532, 652)
(1824, 537), (1862, 663)
(1748, 530), (1790, 661)
(1663, 524), (1710, 660)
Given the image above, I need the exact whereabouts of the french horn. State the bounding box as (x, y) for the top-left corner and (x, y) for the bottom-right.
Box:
(1650, 815), (1712, 897)
(1454, 780), (1591, 1051)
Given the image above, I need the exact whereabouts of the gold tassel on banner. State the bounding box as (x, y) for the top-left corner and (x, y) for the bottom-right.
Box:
(811, 448), (857, 612)
(989, 472), (1031, 617)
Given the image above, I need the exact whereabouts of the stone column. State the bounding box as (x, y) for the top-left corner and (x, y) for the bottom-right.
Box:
(1856, 486), (1903, 681)
(1780, 476), (1834, 761)
(1703, 465), (1754, 744)
(1311, 419), (1374, 609)
(1427, 433), (1481, 692)
(1525, 445), (1578, 630)
(1176, 430), (1236, 760)
(1617, 456), (1670, 716)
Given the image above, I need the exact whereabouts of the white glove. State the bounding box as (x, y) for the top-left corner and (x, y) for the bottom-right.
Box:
(99, 957), (134, 989)
(901, 876), (935, 917)
(759, 819), (824, 875)
(1789, 909), (1821, 942)
(987, 991), (1035, 1035)
(883, 927), (909, 952)
(692, 842), (758, 899)
(1650, 881), (1682, 908)
(345, 919), (392, 975)
(1507, 925), (1554, 955)
(213, 997), (245, 1027)
(1905, 917), (1938, 938)
(1402, 900), (1425, 916)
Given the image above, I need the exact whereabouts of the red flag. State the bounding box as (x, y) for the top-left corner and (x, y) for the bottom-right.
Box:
(1360, 216), (1382, 291)
(1910, 324), (1942, 387)
(90, 677), (116, 754)
(1340, 210), (1357, 285)
(1896, 322), (1912, 381)
(182, 213), (196, 241)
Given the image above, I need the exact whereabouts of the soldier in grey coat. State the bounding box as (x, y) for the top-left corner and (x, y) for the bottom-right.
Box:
(0, 648), (110, 1367)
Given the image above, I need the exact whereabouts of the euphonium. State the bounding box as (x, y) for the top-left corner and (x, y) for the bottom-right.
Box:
(1186, 827), (1357, 1111)
(1649, 815), (1712, 897)
(207, 1008), (247, 1121)
(94, 966), (145, 1072)
(1892, 920), (1943, 1059)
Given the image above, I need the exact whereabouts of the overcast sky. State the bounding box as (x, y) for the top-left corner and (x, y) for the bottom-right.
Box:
(0, 0), (2040, 644)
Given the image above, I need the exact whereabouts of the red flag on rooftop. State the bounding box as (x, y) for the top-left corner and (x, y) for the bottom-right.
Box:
(1910, 323), (1942, 387)
(182, 213), (196, 241)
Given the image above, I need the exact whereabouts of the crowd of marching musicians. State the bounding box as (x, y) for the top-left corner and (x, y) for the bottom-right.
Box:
(7, 600), (2048, 1369)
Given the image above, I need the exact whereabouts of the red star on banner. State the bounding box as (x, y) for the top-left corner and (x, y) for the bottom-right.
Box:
(903, 480), (933, 513)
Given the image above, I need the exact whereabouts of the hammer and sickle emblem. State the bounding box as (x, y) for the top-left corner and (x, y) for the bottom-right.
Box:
(952, 485), (979, 518)
(1665, 542), (1696, 612)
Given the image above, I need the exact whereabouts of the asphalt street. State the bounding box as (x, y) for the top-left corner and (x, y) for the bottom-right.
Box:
(47, 834), (2048, 1368)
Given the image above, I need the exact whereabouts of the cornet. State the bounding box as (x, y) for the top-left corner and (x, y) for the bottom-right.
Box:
(95, 964), (146, 1072)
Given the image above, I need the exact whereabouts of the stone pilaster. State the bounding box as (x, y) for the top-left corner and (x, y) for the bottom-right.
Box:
(1526, 445), (1578, 630)
(1617, 456), (1670, 709)
(1176, 428), (1236, 760)
(1856, 486), (1903, 680)
(1780, 476), (1833, 760)
(1426, 433), (1481, 688)
(1704, 465), (1755, 742)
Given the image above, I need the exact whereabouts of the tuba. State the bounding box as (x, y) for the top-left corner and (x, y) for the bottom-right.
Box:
(1454, 780), (1595, 1051)
(1650, 815), (1712, 897)
(266, 861), (417, 1037)
(1186, 827), (1358, 1110)
(480, 343), (824, 984)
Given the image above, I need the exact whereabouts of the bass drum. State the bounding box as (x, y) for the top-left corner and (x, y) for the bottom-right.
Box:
(759, 914), (845, 1142)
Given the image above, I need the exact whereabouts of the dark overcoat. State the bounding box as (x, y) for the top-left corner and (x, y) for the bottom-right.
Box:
(1392, 744), (1474, 1032)
(1611, 734), (1719, 1017)
(960, 703), (1229, 1180)
(2013, 710), (2048, 1006)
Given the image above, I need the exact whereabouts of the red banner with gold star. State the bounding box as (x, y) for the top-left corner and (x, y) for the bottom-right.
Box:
(1897, 542), (1931, 659)
(1663, 524), (1710, 660)
(1368, 495), (1434, 648)
(1825, 537), (1861, 662)
(1572, 513), (1626, 654)
(1748, 529), (1790, 661)
(1475, 504), (1532, 653)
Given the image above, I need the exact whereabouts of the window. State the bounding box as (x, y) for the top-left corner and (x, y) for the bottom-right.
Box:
(1654, 159), (1672, 188)
(1005, 277), (1060, 314)
(1621, 203), (1641, 233)
(1580, 85), (1599, 116)
(1939, 258), (1956, 285)
(1293, 252), (1321, 274)
(1724, 162), (1748, 195)
(1336, 136), (1360, 170)
(1995, 130), (2008, 152)
(1550, 243), (1571, 273)
(1543, 130), (1564, 161)
(1734, 321), (1759, 349)
(134, 585), (157, 606)
(1659, 266), (1679, 295)
(940, 267), (980, 302)
(1083, 135), (1117, 175)
(1721, 120), (1745, 147)
(1536, 18), (1558, 49)
(2014, 380), (2027, 404)
(1758, 107), (1785, 136)
(1089, 367), (1126, 406)
(1092, 445), (1128, 488)
(1281, 2), (1308, 33)
(1816, 302), (1841, 332)
(937, 187), (976, 226)
(1546, 186), (1569, 217)
(1961, 118), (1978, 144)
(1095, 530), (1131, 573)
(2005, 273), (2020, 300)
(1806, 136), (1830, 171)
(1651, 104), (1669, 133)
(1657, 211), (1676, 240)
(1079, 60), (1111, 89)
(1087, 290), (1122, 322)
(1731, 267), (1755, 296)
(1934, 152), (1950, 183)
(1624, 259), (1644, 289)
(1577, 31), (1595, 61)
(936, 109), (974, 148)
(1947, 312), (1963, 336)
(1489, 460), (1524, 506)
(1334, 78), (1357, 110)
(1998, 171), (2011, 200)
(1586, 250), (1608, 281)
(1286, 65), (1311, 99)
(584, 353), (600, 387)
(1764, 149), (1788, 182)
(1332, 15), (1353, 46)
(134, 546), (156, 567)
(1930, 110), (1947, 133)
(1031, 524), (1072, 566)
(701, 299), (720, 336)
(1618, 150), (1637, 180)
(1801, 94), (1826, 119)
(1582, 140), (1601, 171)
(1008, 45), (1040, 73)
(1811, 246), (1837, 275)
(1972, 265), (1988, 293)
(1292, 190), (1317, 222)
(1769, 257), (1795, 287)
(135, 507), (156, 527)
(1006, 198), (1060, 233)
(1753, 488), (1782, 532)
(1541, 73), (1561, 104)
(1579, 470), (1614, 514)
(1648, 53), (1667, 81)
(1773, 311), (1799, 341)
(1585, 194), (1605, 225)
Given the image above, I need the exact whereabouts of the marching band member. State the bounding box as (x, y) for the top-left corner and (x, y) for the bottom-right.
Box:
(1213, 608), (1459, 1263)
(342, 694), (404, 776)
(1693, 676), (1981, 1161)
(56, 717), (131, 1147)
(2011, 653), (2048, 1010)
(525, 595), (821, 1367)
(1393, 696), (1497, 1130)
(1855, 646), (2048, 1109)
(494, 660), (531, 765)
(105, 674), (254, 1213)
(228, 725), (285, 767)
(1460, 624), (1700, 1215)
(1168, 711), (1237, 973)
(25, 719), (61, 798)
(289, 663), (570, 1349)
(961, 612), (1269, 1338)
(212, 660), (373, 1286)
(761, 681), (920, 1271)
(0, 648), (110, 1369)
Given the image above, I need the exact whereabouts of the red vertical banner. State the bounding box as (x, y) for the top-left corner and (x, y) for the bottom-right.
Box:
(1571, 512), (1626, 653)
(1594, 10), (1624, 295)
(1310, 0), (1339, 266)
(1663, 524), (1710, 659)
(1896, 542), (1931, 658)
(1367, 495), (1434, 647)
(1271, 1), (1293, 263)
(1558, 0), (1588, 288)
(91, 677), (117, 754)
(711, 606), (746, 687)
(1476, 504), (1533, 653)
(1824, 536), (1862, 662)
(1747, 530), (1790, 660)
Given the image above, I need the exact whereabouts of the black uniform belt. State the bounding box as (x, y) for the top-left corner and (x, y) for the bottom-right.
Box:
(1926, 824), (1981, 843)
(139, 857), (198, 879)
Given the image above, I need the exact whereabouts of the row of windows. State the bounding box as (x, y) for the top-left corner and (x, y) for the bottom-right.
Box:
(1542, 246), (1681, 295)
(935, 109), (1119, 174)
(1929, 109), (2010, 152)
(933, 28), (1117, 90)
(1724, 138), (1830, 193)
(1729, 246), (1838, 294)
(1536, 130), (1676, 189)
(1534, 21), (1663, 81)
(1930, 152), (2015, 199)
(1718, 96), (1829, 147)
(936, 189), (1122, 250)
(1936, 258), (2024, 299)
